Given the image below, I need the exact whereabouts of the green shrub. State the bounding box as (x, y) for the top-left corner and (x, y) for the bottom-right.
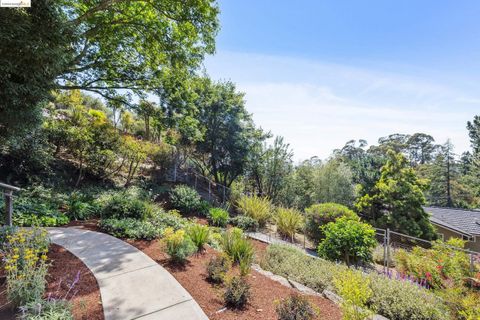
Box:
(206, 254), (232, 284)
(229, 215), (259, 232)
(275, 207), (304, 241)
(187, 224), (210, 251)
(19, 299), (73, 320)
(305, 203), (359, 244)
(66, 191), (99, 220)
(163, 228), (196, 263)
(197, 200), (211, 217)
(208, 207), (229, 227)
(318, 217), (376, 266)
(207, 232), (223, 250)
(150, 209), (187, 231)
(99, 218), (161, 240)
(334, 269), (373, 320)
(221, 228), (254, 275)
(276, 294), (317, 320)
(169, 185), (202, 213)
(100, 190), (156, 220)
(235, 195), (271, 227)
(224, 276), (250, 309)
(262, 244), (448, 320)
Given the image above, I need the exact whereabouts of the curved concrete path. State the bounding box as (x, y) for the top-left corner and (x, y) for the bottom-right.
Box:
(47, 227), (208, 320)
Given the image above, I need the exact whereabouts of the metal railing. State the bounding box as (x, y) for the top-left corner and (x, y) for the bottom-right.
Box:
(0, 182), (21, 227)
(375, 227), (480, 273)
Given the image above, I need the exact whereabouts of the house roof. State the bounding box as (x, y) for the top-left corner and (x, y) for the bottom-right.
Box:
(425, 206), (480, 236)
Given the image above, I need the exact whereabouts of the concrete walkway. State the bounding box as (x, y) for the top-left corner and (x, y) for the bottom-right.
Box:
(48, 228), (208, 320)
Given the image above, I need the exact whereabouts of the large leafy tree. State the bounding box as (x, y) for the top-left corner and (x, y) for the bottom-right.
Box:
(356, 150), (436, 240)
(194, 79), (262, 187)
(0, 1), (70, 140)
(1, 0), (219, 140)
(406, 133), (436, 166)
(314, 160), (355, 207)
(58, 0), (219, 100)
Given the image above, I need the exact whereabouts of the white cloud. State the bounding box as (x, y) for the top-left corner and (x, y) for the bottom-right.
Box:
(204, 51), (479, 161)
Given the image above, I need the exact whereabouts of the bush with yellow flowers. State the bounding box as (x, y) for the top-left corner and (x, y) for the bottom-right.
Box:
(162, 227), (195, 264)
(1, 227), (50, 307)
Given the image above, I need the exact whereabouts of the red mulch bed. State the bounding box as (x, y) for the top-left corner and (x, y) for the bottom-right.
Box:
(47, 244), (104, 320)
(129, 239), (342, 320)
(0, 244), (104, 320)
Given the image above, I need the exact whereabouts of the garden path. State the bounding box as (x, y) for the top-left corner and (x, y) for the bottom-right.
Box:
(47, 227), (208, 320)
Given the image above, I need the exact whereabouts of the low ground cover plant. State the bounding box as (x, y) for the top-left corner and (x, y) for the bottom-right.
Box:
(262, 244), (447, 320)
(169, 185), (202, 213)
(229, 215), (258, 231)
(99, 209), (187, 240)
(224, 276), (250, 309)
(187, 224), (210, 251)
(275, 207), (304, 242)
(305, 203), (359, 244)
(99, 218), (161, 240)
(19, 299), (74, 320)
(235, 195), (271, 227)
(317, 217), (376, 266)
(275, 294), (317, 320)
(206, 254), (232, 284)
(0, 186), (70, 226)
(163, 227), (196, 263)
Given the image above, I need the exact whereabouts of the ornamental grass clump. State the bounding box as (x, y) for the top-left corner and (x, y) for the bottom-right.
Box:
(163, 227), (196, 264)
(2, 228), (50, 307)
(275, 207), (304, 242)
(235, 195), (271, 227)
(221, 228), (254, 276)
(207, 207), (229, 227)
(187, 224), (210, 252)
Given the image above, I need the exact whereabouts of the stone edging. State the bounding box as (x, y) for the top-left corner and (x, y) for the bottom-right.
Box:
(252, 264), (388, 320)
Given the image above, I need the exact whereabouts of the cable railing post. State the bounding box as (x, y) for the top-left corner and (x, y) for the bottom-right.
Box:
(386, 228), (391, 270)
(4, 190), (13, 227)
(208, 180), (211, 201)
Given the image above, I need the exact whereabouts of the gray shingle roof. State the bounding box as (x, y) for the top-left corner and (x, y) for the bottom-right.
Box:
(425, 207), (480, 236)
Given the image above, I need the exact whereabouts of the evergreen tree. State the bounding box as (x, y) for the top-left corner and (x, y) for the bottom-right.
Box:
(356, 150), (436, 240)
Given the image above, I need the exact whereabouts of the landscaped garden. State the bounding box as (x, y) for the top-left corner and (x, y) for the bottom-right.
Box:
(2, 1), (480, 319)
(2, 181), (479, 319)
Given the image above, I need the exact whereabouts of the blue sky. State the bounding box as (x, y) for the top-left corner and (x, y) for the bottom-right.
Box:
(204, 0), (480, 161)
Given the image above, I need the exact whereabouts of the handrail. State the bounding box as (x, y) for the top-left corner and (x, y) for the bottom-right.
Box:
(0, 182), (21, 192)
